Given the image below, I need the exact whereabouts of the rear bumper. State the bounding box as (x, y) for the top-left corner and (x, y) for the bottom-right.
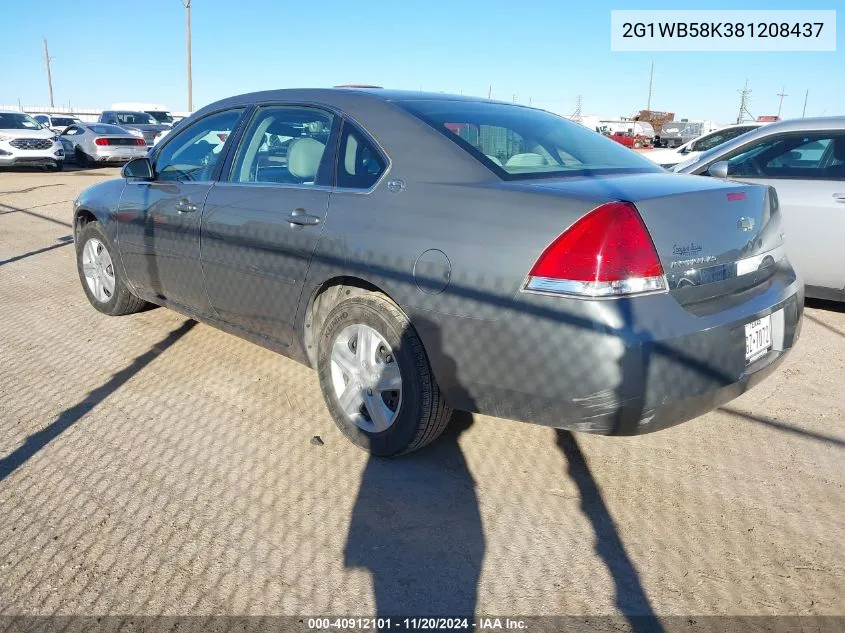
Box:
(413, 268), (803, 435)
(93, 148), (148, 162)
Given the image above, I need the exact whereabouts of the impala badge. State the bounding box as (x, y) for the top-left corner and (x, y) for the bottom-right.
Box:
(737, 216), (755, 232)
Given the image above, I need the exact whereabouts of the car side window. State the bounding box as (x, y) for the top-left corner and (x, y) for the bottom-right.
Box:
(35, 115), (48, 125)
(230, 106), (334, 185)
(726, 133), (845, 180)
(154, 108), (244, 183)
(336, 121), (386, 189)
(62, 126), (80, 136)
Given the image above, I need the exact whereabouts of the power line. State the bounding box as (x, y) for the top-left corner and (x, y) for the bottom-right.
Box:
(802, 89), (809, 118)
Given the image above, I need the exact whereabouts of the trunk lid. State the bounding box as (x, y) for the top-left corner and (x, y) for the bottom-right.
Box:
(504, 172), (784, 300)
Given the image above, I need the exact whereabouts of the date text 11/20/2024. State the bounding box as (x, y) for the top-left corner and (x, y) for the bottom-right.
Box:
(306, 617), (527, 630)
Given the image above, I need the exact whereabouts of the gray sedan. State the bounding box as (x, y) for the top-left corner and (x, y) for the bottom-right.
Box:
(674, 117), (845, 302)
(70, 88), (803, 455)
(60, 123), (150, 167)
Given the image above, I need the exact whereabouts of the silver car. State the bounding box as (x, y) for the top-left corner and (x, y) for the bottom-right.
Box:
(60, 123), (150, 167)
(675, 117), (845, 302)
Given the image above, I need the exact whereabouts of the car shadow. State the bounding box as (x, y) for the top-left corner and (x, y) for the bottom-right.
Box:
(344, 317), (483, 626)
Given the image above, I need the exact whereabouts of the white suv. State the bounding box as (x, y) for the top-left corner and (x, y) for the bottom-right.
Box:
(0, 111), (65, 171)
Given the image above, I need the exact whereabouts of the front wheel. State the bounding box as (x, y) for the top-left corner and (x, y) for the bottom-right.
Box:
(76, 221), (147, 316)
(316, 293), (451, 456)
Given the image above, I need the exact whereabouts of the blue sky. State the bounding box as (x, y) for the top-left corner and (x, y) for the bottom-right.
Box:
(1, 0), (841, 123)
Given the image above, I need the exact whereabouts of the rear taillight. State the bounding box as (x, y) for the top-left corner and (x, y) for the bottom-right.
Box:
(525, 201), (666, 298)
(134, 138), (146, 146)
(94, 138), (109, 146)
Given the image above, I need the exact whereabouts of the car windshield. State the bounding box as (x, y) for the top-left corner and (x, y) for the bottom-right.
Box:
(396, 99), (660, 179)
(146, 111), (174, 124)
(51, 117), (78, 127)
(0, 112), (43, 130)
(673, 128), (764, 171)
(690, 127), (757, 152)
(87, 124), (128, 135)
(116, 112), (156, 125)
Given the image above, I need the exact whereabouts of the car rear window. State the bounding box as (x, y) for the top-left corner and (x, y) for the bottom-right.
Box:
(395, 99), (660, 180)
(87, 124), (128, 135)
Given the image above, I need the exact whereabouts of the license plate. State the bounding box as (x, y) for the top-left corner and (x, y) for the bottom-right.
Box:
(745, 314), (773, 363)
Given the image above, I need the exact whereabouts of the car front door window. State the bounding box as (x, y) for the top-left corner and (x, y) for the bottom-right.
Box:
(726, 133), (845, 180)
(154, 109), (244, 182)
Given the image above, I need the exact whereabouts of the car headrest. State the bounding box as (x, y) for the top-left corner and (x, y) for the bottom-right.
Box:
(287, 137), (325, 179)
(832, 138), (845, 162)
(505, 152), (547, 167)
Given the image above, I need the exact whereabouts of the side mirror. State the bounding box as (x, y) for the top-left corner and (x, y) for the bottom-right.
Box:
(122, 157), (153, 180)
(707, 160), (729, 179)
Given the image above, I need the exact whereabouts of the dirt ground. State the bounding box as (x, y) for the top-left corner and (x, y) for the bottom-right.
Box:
(1, 168), (843, 624)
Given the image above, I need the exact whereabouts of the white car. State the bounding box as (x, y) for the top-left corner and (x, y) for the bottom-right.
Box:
(0, 110), (64, 171)
(645, 123), (766, 169)
(33, 113), (83, 134)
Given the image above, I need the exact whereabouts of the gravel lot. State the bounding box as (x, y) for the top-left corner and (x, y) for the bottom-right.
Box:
(1, 168), (843, 623)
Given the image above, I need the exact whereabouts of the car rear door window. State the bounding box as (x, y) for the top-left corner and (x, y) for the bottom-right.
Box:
(336, 121), (386, 189)
(229, 106), (335, 186)
(154, 108), (244, 183)
(726, 133), (845, 180)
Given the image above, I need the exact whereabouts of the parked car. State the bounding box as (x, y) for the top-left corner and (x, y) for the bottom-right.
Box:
(675, 117), (845, 302)
(112, 102), (175, 126)
(97, 111), (170, 147)
(646, 123), (765, 168)
(0, 110), (64, 170)
(33, 113), (83, 134)
(71, 89), (803, 455)
(59, 123), (149, 167)
(607, 130), (651, 149)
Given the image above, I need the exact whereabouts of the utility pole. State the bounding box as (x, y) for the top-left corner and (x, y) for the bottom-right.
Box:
(43, 38), (54, 107)
(802, 89), (808, 117)
(182, 0), (193, 111)
(570, 94), (583, 122)
(646, 61), (654, 111)
(487, 85), (491, 99)
(736, 80), (754, 124)
(776, 86), (787, 119)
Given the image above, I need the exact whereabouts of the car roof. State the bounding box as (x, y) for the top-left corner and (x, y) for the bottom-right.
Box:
(740, 116), (845, 132)
(197, 87), (512, 113)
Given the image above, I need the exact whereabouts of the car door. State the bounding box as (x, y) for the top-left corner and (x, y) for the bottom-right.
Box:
(714, 131), (845, 293)
(116, 107), (246, 313)
(59, 125), (82, 155)
(200, 105), (338, 345)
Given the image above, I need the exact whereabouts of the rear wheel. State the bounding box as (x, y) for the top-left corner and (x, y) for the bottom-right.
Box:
(76, 221), (146, 316)
(316, 292), (451, 456)
(75, 148), (91, 168)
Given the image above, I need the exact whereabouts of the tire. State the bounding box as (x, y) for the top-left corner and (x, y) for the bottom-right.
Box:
(316, 292), (451, 456)
(76, 221), (147, 316)
(75, 147), (91, 168)
(633, 141), (642, 149)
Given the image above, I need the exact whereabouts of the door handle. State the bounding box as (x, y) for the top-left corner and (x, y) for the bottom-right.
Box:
(833, 193), (845, 203)
(286, 208), (321, 226)
(175, 199), (198, 214)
